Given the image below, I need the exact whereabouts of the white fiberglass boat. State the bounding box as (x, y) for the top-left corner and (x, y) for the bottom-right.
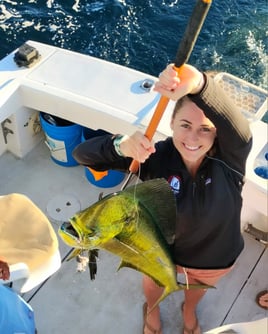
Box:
(0, 41), (267, 334)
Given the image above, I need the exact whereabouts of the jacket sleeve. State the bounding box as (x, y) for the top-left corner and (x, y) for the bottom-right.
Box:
(72, 134), (132, 172)
(189, 74), (252, 175)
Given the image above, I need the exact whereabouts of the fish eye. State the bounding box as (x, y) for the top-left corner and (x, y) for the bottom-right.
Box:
(124, 211), (136, 224)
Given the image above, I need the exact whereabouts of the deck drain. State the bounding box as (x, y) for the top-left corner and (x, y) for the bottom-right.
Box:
(47, 194), (81, 222)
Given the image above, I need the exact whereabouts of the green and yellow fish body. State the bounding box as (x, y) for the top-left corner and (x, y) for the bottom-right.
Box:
(59, 178), (213, 308)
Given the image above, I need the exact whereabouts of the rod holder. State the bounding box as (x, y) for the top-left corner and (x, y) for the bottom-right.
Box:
(244, 223), (268, 244)
(1, 118), (14, 144)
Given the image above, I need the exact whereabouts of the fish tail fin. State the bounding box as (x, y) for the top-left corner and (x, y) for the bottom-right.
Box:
(66, 248), (82, 261)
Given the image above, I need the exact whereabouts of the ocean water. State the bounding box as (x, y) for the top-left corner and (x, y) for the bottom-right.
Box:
(0, 0), (267, 91)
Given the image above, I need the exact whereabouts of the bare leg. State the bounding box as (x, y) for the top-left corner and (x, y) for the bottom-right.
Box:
(182, 279), (206, 334)
(142, 275), (163, 334)
(180, 266), (233, 334)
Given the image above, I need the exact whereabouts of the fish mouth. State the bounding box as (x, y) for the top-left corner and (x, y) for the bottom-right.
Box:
(60, 221), (80, 241)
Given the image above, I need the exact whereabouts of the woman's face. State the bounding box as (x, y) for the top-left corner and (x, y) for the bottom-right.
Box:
(170, 100), (216, 166)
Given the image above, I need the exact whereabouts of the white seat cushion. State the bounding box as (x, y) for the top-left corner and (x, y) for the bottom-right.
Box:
(0, 193), (58, 272)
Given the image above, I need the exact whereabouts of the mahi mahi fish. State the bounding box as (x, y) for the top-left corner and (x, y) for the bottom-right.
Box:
(59, 178), (213, 308)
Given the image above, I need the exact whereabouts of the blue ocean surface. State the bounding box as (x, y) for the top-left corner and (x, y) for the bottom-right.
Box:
(0, 0), (267, 90)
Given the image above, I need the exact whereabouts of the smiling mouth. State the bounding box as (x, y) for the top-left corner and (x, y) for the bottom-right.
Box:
(183, 143), (201, 151)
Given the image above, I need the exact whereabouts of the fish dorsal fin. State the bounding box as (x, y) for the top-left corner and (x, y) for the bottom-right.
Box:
(123, 178), (176, 244)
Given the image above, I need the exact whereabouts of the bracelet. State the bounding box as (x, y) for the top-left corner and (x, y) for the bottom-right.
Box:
(195, 73), (205, 94)
(189, 73), (205, 95)
(113, 135), (125, 157)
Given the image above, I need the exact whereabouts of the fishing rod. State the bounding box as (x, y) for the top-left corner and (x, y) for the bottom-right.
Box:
(121, 0), (212, 190)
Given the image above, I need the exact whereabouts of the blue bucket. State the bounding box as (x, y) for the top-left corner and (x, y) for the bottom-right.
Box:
(40, 113), (82, 167)
(254, 151), (268, 179)
(82, 128), (125, 188)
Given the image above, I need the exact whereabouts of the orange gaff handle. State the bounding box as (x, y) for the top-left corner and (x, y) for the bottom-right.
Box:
(129, 95), (170, 173)
(129, 0), (212, 174)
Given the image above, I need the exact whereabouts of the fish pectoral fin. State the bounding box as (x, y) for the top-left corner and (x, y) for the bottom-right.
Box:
(66, 248), (83, 261)
(177, 281), (215, 290)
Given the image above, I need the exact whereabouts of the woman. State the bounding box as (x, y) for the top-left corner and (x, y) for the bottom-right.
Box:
(73, 64), (252, 334)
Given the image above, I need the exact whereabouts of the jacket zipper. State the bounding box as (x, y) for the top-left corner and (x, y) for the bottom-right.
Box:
(192, 181), (196, 197)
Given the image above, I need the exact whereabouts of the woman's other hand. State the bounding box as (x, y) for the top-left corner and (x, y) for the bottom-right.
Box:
(119, 131), (156, 163)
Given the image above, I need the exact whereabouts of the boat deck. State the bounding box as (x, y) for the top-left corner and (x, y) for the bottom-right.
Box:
(1, 140), (267, 334)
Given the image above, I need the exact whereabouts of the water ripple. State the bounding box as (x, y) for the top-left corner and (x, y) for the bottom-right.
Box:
(0, 0), (267, 89)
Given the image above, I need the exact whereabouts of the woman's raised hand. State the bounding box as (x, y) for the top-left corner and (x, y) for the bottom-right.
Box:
(154, 63), (204, 100)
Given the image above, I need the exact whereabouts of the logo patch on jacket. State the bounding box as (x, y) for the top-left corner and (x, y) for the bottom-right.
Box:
(205, 177), (212, 186)
(168, 175), (181, 195)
